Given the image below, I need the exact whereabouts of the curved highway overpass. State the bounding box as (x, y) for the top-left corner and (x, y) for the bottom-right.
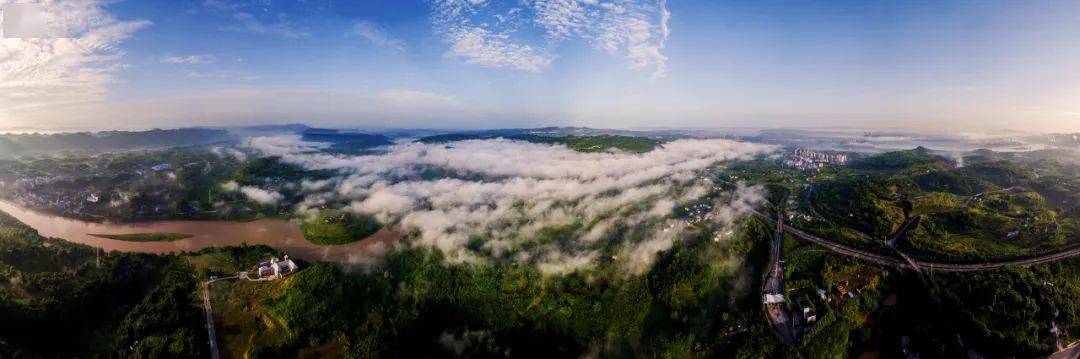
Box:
(749, 210), (1080, 272)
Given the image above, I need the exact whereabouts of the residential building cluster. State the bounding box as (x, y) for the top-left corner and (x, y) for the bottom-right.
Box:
(0, 176), (109, 219)
(0, 161), (193, 221)
(682, 202), (714, 225)
(784, 148), (848, 171)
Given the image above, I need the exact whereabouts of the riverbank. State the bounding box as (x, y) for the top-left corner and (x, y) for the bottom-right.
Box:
(0, 199), (399, 263)
(89, 232), (194, 242)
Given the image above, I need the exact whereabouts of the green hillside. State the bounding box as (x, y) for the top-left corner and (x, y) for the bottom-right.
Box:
(417, 133), (663, 153)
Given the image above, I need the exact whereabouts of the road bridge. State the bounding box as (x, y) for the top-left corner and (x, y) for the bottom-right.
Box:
(762, 212), (797, 346)
(749, 210), (1080, 271)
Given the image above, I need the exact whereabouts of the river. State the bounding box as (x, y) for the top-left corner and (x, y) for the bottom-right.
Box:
(0, 200), (398, 263)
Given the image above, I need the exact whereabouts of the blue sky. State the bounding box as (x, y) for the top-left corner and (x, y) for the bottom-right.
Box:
(2, 0), (1079, 132)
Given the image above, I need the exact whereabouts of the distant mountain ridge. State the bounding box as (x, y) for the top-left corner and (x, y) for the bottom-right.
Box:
(416, 132), (664, 153)
(0, 128), (234, 157)
(299, 128), (394, 154)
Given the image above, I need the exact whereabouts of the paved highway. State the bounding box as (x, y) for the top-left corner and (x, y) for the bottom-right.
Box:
(749, 210), (1080, 272)
(886, 215), (924, 273)
(762, 213), (797, 346)
(202, 282), (220, 359)
(1048, 341), (1080, 359)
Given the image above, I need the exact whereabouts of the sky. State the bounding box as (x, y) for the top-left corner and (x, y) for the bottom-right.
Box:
(1, 0), (1079, 133)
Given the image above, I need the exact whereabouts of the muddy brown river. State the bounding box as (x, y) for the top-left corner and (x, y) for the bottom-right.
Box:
(0, 200), (398, 263)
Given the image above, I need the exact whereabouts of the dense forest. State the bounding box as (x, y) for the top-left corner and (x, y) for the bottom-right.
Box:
(0, 211), (203, 357)
(2, 205), (1077, 357)
(0, 208), (791, 357)
(801, 148), (1080, 262)
(210, 218), (788, 358)
(847, 147), (952, 172)
(809, 174), (907, 240)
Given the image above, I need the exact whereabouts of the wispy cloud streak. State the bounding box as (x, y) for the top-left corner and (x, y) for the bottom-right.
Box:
(0, 0), (149, 115)
(431, 0), (670, 78)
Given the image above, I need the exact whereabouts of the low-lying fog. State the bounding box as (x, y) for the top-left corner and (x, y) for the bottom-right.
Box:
(236, 136), (777, 274)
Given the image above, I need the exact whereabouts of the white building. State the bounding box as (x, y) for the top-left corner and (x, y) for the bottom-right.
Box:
(803, 307), (817, 323)
(257, 255), (298, 279)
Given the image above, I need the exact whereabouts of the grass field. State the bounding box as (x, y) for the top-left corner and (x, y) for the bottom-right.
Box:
(210, 279), (296, 359)
(300, 210), (381, 245)
(208, 266), (349, 358)
(88, 232), (193, 242)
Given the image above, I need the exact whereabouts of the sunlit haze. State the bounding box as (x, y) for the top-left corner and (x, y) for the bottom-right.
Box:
(2, 0), (1079, 132)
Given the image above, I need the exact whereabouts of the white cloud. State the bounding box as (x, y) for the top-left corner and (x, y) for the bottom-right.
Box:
(160, 54), (215, 64)
(432, 1), (554, 72)
(211, 146), (247, 161)
(199, 0), (309, 38)
(199, 0), (306, 38)
(430, 0), (670, 78)
(220, 180), (240, 192)
(349, 20), (405, 51)
(348, 191), (415, 222)
(245, 136), (775, 273)
(0, 0), (149, 115)
(224, 12), (308, 38)
(442, 26), (553, 71)
(183, 69), (260, 81)
(201, 0), (240, 12)
(240, 186), (284, 205)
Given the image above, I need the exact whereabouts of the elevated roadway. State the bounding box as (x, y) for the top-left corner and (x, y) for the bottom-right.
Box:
(749, 210), (1080, 272)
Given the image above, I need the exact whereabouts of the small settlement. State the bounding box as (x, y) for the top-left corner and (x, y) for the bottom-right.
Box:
(239, 255), (299, 281)
(784, 148), (848, 172)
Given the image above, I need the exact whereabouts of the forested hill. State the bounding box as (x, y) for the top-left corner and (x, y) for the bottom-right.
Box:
(417, 133), (663, 153)
(0, 211), (206, 357)
(847, 146), (953, 171)
(0, 128), (234, 157)
(299, 128), (394, 153)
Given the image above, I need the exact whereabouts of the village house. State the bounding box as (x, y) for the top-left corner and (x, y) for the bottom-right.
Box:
(256, 255), (299, 279)
(803, 307), (817, 323)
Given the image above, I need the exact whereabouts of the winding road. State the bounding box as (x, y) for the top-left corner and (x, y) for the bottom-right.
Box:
(737, 180), (1076, 355)
(886, 215), (924, 272)
(749, 210), (1080, 272)
(762, 212), (797, 347)
(1049, 341), (1080, 359)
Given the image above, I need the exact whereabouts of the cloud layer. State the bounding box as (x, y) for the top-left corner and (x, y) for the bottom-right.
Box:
(246, 136), (775, 274)
(0, 0), (149, 116)
(160, 54), (215, 64)
(432, 0), (670, 78)
(349, 20), (405, 51)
